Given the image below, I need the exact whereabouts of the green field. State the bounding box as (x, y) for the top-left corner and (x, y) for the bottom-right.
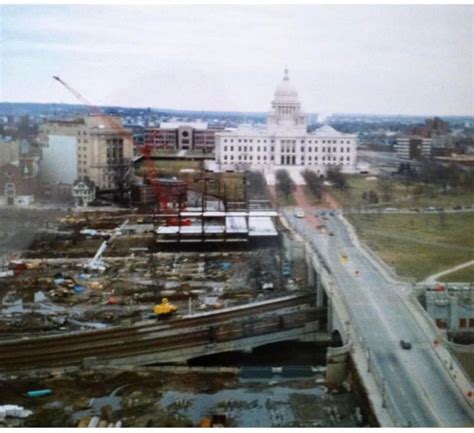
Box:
(276, 191), (297, 207)
(439, 265), (474, 283)
(302, 186), (324, 206)
(330, 175), (474, 210)
(348, 213), (474, 281)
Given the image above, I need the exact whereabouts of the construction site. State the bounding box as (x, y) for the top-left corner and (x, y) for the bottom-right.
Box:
(0, 195), (365, 427)
(0, 76), (367, 428)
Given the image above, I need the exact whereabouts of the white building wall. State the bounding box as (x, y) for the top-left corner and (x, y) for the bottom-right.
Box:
(41, 135), (78, 184)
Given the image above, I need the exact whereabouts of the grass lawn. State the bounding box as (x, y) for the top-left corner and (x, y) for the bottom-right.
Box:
(276, 191), (297, 207)
(302, 186), (324, 206)
(348, 213), (474, 281)
(439, 265), (474, 283)
(330, 174), (474, 210)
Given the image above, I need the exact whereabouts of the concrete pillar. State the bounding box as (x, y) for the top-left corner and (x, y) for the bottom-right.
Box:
(326, 345), (350, 386)
(307, 265), (315, 288)
(449, 295), (458, 330)
(316, 275), (324, 308)
(275, 139), (282, 165)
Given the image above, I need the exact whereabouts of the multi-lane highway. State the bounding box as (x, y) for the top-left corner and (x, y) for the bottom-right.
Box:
(285, 209), (474, 427)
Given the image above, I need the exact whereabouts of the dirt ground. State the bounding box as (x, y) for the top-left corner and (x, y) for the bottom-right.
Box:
(0, 368), (362, 427)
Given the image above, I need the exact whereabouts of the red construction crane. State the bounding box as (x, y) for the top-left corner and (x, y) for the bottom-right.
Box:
(52, 75), (190, 226)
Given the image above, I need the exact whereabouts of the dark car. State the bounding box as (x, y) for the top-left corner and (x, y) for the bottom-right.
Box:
(328, 232), (335, 236)
(452, 205), (462, 210)
(400, 340), (412, 350)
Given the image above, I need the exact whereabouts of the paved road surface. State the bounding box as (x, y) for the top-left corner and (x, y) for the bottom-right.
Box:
(285, 209), (474, 426)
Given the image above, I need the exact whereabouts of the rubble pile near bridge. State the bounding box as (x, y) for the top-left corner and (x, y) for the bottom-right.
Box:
(0, 368), (361, 427)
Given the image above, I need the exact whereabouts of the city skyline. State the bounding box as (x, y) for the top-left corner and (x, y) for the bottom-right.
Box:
(1, 5), (473, 116)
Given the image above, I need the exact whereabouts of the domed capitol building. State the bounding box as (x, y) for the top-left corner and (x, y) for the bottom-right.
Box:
(215, 68), (358, 180)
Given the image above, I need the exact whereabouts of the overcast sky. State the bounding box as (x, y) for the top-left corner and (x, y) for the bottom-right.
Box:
(1, 5), (473, 116)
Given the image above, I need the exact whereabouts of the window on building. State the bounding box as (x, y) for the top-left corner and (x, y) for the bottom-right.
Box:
(230, 146), (234, 151)
(322, 147), (325, 152)
(224, 139), (227, 143)
(271, 147), (274, 152)
(238, 146), (241, 152)
(224, 146), (227, 151)
(346, 156), (350, 161)
(346, 147), (350, 152)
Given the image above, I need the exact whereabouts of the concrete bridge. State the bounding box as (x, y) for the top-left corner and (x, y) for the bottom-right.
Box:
(283, 209), (474, 427)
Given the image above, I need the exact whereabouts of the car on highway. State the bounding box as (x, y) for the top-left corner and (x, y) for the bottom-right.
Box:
(329, 211), (335, 216)
(452, 205), (462, 210)
(328, 231), (335, 236)
(400, 340), (412, 350)
(294, 208), (305, 218)
(319, 210), (327, 216)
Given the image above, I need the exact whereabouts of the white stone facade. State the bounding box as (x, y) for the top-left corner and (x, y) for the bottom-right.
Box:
(215, 68), (358, 175)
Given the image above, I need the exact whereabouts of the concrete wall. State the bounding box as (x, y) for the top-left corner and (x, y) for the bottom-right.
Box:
(41, 135), (78, 184)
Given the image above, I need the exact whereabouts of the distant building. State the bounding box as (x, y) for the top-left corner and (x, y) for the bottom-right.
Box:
(144, 122), (222, 153)
(40, 116), (133, 190)
(215, 68), (358, 175)
(0, 140), (40, 206)
(394, 136), (432, 160)
(410, 117), (449, 138)
(72, 177), (96, 207)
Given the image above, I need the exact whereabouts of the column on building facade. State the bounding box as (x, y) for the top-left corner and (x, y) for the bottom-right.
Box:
(275, 139), (282, 166)
(296, 138), (303, 166)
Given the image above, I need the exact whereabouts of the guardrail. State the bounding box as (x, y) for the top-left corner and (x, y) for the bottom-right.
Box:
(337, 214), (416, 284)
(338, 212), (474, 408)
(283, 210), (474, 426)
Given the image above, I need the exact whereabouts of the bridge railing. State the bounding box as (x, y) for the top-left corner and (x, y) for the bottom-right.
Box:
(315, 255), (399, 426)
(289, 210), (474, 411)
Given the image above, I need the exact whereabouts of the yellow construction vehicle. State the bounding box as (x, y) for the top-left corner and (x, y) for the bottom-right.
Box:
(153, 298), (178, 317)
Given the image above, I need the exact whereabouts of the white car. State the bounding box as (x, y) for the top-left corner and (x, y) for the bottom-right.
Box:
(294, 208), (305, 218)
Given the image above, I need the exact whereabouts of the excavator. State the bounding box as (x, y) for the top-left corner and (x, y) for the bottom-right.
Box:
(153, 297), (178, 318)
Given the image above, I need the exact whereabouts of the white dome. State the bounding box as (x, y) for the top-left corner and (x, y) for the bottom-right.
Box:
(274, 67), (299, 102)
